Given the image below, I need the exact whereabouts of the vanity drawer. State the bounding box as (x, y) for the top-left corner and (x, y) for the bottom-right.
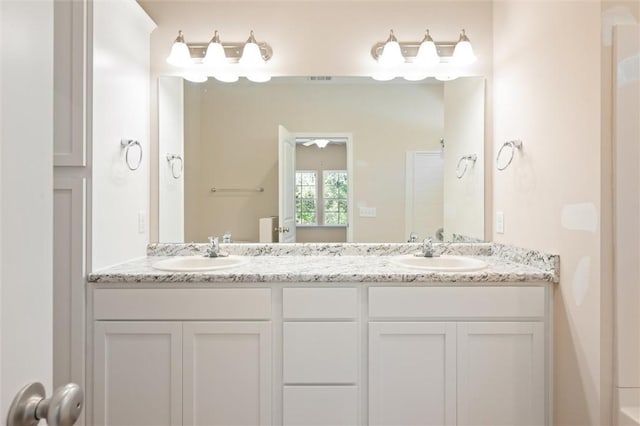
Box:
(369, 286), (545, 319)
(93, 288), (271, 320)
(283, 386), (358, 426)
(283, 287), (358, 319)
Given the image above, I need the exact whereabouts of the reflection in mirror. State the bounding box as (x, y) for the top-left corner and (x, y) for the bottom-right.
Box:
(157, 76), (485, 243)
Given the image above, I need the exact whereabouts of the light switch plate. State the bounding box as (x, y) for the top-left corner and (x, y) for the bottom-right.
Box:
(359, 207), (377, 218)
(138, 211), (146, 234)
(496, 211), (504, 234)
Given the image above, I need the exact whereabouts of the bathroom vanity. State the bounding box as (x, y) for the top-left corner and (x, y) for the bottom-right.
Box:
(88, 243), (558, 426)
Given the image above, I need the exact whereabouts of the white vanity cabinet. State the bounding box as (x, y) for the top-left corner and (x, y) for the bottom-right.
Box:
(89, 283), (551, 426)
(368, 286), (549, 426)
(91, 288), (272, 426)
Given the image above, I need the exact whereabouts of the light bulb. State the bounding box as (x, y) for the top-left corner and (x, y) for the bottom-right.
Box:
(414, 30), (439, 67)
(166, 30), (192, 67)
(203, 30), (227, 67)
(452, 29), (477, 66)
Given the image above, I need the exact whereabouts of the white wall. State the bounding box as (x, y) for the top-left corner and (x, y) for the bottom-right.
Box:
(443, 77), (485, 241)
(1, 0), (53, 413)
(92, 0), (156, 270)
(158, 77), (185, 242)
(492, 2), (602, 424)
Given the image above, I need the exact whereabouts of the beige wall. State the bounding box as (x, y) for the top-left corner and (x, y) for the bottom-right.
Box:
(141, 0), (495, 242)
(183, 79), (445, 242)
(492, 2), (603, 424)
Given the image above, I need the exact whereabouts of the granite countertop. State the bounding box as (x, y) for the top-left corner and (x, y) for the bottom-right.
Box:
(88, 243), (559, 284)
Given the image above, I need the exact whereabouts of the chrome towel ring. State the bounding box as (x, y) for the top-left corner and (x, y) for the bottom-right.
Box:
(121, 139), (142, 171)
(166, 154), (183, 179)
(455, 154), (477, 179)
(496, 139), (523, 171)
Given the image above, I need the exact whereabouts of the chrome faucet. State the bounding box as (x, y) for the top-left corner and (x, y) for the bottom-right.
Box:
(420, 237), (436, 257)
(205, 236), (227, 258)
(408, 232), (418, 243)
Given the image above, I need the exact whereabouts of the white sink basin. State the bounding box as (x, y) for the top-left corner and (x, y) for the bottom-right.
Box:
(390, 255), (488, 272)
(152, 256), (249, 272)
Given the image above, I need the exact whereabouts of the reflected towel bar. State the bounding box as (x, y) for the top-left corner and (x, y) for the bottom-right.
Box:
(210, 187), (264, 193)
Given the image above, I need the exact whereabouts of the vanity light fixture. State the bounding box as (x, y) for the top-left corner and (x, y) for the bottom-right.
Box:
(370, 28), (477, 81)
(165, 29), (273, 83)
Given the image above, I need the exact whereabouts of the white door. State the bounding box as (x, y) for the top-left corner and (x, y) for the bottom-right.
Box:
(405, 151), (445, 241)
(278, 125), (297, 242)
(457, 322), (545, 426)
(1, 0), (54, 418)
(369, 322), (457, 426)
(183, 322), (272, 426)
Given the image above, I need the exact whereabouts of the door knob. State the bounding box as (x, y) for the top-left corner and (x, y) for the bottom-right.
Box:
(274, 227), (290, 233)
(6, 382), (83, 426)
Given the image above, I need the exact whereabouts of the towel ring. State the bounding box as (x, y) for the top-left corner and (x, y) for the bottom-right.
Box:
(455, 154), (477, 179)
(496, 139), (523, 171)
(121, 139), (143, 171)
(166, 154), (183, 179)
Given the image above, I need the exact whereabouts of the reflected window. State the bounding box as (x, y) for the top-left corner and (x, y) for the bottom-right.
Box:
(295, 171), (317, 225)
(295, 170), (348, 227)
(323, 170), (348, 225)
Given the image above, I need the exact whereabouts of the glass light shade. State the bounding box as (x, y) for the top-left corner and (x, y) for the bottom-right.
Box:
(402, 66), (430, 81)
(183, 72), (207, 83)
(370, 68), (396, 81)
(167, 41), (192, 67)
(452, 30), (477, 66)
(239, 42), (264, 67)
(246, 70), (271, 83)
(379, 40), (405, 67)
(166, 31), (192, 67)
(203, 42), (226, 67)
(314, 139), (330, 148)
(213, 70), (239, 83)
(415, 40), (440, 67)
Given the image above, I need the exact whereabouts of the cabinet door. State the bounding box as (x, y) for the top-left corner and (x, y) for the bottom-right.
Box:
(369, 322), (456, 426)
(93, 321), (182, 426)
(183, 322), (272, 426)
(283, 322), (359, 384)
(457, 322), (545, 426)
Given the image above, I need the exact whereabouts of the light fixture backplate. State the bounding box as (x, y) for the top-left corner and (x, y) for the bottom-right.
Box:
(371, 41), (456, 63)
(187, 42), (273, 64)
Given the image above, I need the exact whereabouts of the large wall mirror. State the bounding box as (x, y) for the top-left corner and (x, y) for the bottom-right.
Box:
(157, 76), (485, 244)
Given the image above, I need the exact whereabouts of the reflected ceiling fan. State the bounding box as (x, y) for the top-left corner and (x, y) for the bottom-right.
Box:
(297, 138), (345, 149)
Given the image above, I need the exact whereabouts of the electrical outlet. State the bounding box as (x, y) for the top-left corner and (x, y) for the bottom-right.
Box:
(496, 211), (504, 234)
(359, 207), (377, 218)
(138, 211), (146, 234)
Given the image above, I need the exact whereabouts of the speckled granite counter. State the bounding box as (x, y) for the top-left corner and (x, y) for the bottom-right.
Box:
(88, 243), (559, 284)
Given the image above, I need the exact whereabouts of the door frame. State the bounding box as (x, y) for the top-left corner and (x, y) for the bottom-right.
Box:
(294, 132), (354, 243)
